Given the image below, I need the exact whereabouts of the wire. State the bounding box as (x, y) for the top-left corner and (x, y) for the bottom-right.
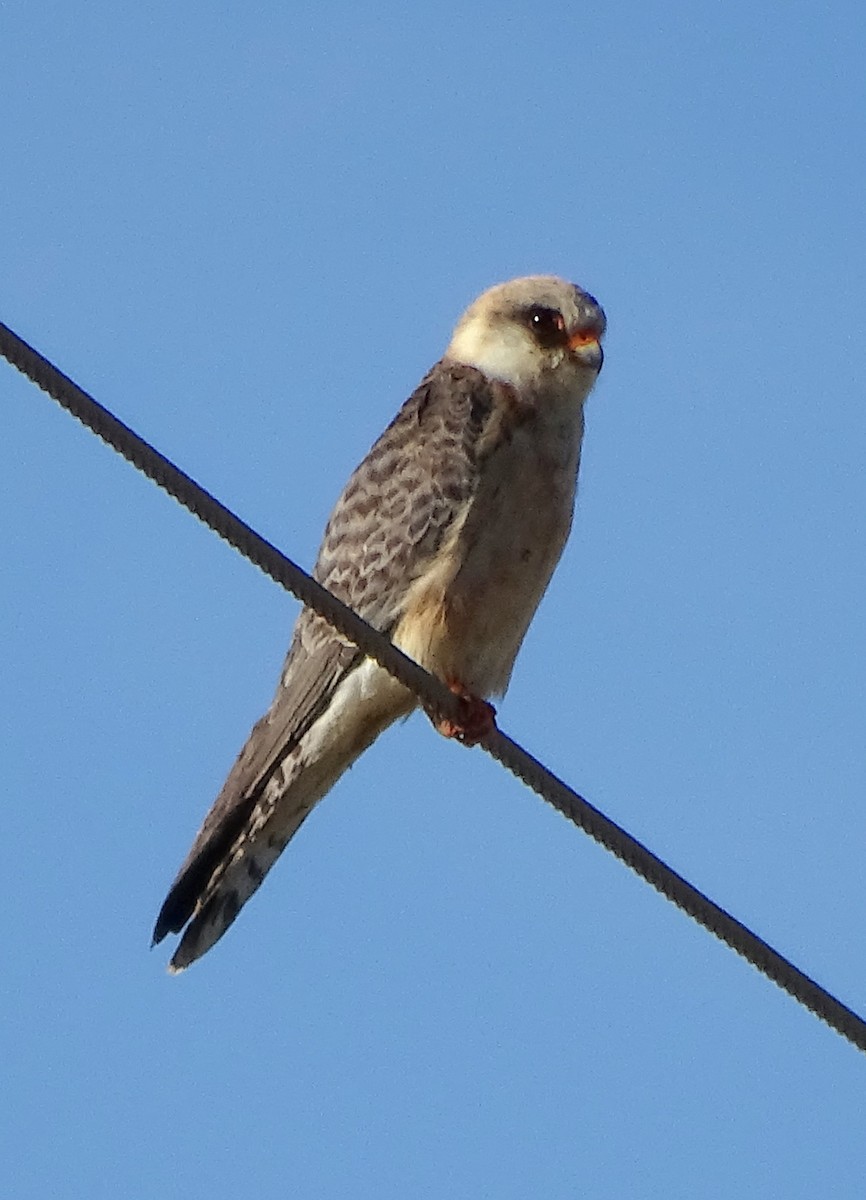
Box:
(2, 317), (864, 1054)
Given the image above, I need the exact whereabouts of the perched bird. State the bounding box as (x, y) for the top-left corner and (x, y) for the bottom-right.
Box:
(153, 275), (606, 971)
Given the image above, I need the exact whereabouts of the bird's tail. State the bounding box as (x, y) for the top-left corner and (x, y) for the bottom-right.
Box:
(154, 662), (414, 972)
(164, 766), (311, 973)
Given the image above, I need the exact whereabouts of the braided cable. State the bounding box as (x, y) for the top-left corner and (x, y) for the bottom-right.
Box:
(2, 318), (863, 1053)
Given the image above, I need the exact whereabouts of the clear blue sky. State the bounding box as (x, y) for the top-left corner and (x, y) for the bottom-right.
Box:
(3, 3), (865, 1197)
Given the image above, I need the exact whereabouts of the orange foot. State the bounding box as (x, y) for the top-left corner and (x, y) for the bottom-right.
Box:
(434, 680), (497, 746)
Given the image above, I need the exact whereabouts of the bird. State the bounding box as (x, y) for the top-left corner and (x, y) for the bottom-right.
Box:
(153, 275), (606, 971)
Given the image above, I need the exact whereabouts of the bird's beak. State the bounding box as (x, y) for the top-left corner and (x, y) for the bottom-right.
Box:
(567, 329), (604, 372)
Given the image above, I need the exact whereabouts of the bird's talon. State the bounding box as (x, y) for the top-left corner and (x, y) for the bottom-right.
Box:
(434, 683), (497, 746)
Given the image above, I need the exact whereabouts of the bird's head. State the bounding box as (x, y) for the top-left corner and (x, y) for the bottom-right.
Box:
(445, 275), (606, 398)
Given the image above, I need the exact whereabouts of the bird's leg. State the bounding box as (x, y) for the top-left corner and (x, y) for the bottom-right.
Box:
(431, 679), (497, 746)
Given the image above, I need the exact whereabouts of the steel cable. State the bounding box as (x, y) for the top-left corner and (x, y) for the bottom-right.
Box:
(2, 318), (864, 1053)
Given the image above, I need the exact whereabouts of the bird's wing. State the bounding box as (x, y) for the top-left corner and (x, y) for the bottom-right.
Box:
(310, 358), (502, 628)
(151, 631), (358, 945)
(153, 361), (504, 948)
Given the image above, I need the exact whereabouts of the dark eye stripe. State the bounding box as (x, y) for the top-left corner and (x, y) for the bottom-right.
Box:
(526, 305), (567, 350)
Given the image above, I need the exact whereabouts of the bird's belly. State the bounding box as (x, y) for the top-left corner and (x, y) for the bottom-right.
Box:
(396, 422), (579, 697)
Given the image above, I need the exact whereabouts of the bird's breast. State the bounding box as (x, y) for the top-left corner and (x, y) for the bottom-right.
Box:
(395, 409), (583, 697)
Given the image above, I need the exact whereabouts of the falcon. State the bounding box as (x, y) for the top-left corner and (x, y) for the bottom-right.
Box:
(153, 275), (606, 971)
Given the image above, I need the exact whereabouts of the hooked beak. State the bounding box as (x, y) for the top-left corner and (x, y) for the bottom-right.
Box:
(567, 328), (604, 372)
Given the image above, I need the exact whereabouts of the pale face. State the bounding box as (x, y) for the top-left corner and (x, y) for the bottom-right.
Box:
(445, 275), (606, 395)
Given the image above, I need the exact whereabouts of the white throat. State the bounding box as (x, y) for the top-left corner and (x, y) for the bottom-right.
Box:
(446, 320), (554, 393)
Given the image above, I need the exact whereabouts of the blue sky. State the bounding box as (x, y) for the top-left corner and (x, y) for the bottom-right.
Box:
(2, 3), (865, 1196)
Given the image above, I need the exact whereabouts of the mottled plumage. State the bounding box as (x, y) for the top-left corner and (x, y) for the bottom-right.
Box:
(154, 275), (605, 970)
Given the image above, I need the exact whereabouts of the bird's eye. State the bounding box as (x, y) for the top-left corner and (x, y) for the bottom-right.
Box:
(526, 306), (567, 349)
